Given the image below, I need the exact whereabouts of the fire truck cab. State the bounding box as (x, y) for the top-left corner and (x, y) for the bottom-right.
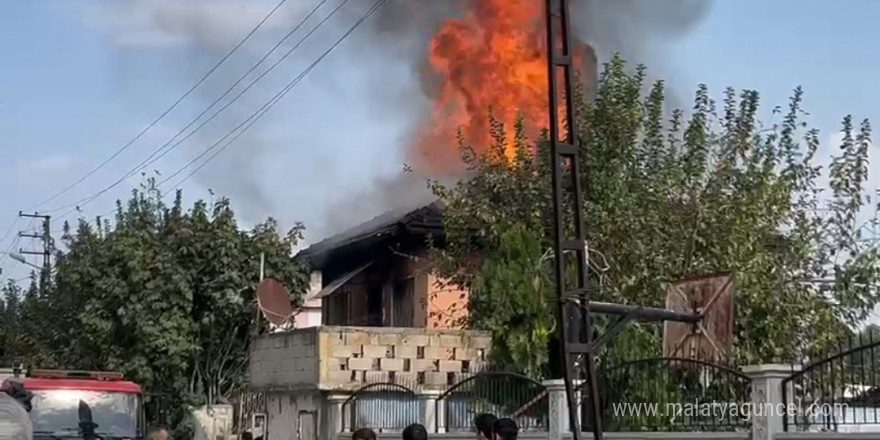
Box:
(1, 369), (145, 440)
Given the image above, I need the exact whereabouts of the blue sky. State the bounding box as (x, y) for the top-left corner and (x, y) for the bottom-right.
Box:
(1, 0), (878, 290)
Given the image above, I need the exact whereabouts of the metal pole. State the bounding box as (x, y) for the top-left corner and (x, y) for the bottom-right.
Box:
(255, 252), (266, 335)
(545, 0), (603, 438)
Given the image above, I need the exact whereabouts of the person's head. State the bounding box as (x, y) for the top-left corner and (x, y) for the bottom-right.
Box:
(242, 431), (254, 440)
(492, 418), (518, 440)
(402, 423), (428, 440)
(147, 427), (169, 440)
(352, 428), (377, 440)
(0, 392), (32, 440)
(474, 413), (497, 440)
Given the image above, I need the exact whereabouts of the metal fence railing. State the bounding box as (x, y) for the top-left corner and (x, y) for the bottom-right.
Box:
(343, 383), (423, 432)
(783, 332), (880, 432)
(339, 358), (753, 434)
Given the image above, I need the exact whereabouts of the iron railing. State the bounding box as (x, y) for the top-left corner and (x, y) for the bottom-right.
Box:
(234, 391), (267, 435)
(340, 358), (753, 433)
(782, 334), (880, 432)
(437, 371), (548, 432)
(588, 357), (752, 432)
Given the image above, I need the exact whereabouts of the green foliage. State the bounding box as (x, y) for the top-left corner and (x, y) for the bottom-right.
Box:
(1, 178), (309, 432)
(430, 54), (880, 374)
(470, 226), (553, 377)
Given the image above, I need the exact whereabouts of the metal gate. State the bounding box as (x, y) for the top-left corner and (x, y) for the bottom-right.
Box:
(782, 336), (880, 432)
(592, 357), (752, 432)
(342, 383), (421, 432)
(437, 372), (548, 432)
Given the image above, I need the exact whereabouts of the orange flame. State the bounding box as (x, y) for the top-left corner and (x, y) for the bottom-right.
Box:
(408, 0), (595, 175)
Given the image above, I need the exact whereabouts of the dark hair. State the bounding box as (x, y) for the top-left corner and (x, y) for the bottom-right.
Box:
(0, 381), (32, 412)
(492, 418), (518, 440)
(474, 413), (497, 438)
(402, 423), (428, 440)
(241, 431), (254, 440)
(352, 428), (377, 440)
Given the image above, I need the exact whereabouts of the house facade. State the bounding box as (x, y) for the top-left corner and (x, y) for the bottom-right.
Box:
(248, 202), (490, 440)
(294, 201), (468, 329)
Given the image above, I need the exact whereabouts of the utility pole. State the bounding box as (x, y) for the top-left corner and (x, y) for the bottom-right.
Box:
(543, 2), (710, 440)
(253, 252), (266, 337)
(17, 211), (52, 291)
(545, 0), (602, 439)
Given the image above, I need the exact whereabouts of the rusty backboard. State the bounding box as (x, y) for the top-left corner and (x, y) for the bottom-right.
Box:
(663, 273), (734, 364)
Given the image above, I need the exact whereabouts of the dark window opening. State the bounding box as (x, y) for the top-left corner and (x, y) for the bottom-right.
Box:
(392, 278), (414, 327)
(326, 287), (349, 326)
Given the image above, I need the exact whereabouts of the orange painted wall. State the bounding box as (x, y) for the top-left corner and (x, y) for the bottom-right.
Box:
(388, 249), (469, 329)
(395, 251), (430, 327)
(426, 250), (481, 329)
(426, 273), (469, 329)
(320, 248), (475, 329)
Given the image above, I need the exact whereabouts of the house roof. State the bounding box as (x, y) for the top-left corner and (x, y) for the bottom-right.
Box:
(296, 200), (445, 268)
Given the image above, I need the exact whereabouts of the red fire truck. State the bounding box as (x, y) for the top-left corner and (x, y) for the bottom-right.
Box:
(1, 369), (145, 440)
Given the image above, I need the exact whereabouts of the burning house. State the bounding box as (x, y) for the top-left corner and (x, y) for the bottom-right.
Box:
(244, 2), (614, 439)
(294, 200), (469, 329)
(247, 202), (491, 440)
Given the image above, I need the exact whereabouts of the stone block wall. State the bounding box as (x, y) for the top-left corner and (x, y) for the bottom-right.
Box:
(317, 326), (491, 391)
(250, 326), (492, 392)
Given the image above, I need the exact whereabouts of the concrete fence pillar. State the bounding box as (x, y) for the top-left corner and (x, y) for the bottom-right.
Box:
(543, 379), (569, 440)
(323, 393), (348, 440)
(743, 364), (793, 440)
(417, 390), (443, 433)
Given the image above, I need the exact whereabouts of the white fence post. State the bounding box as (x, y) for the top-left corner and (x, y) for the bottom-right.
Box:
(543, 379), (569, 440)
(743, 364), (793, 440)
(417, 390), (443, 433)
(324, 393), (348, 440)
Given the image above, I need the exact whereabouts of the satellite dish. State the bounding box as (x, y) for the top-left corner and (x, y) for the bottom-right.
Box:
(257, 278), (293, 326)
(663, 273), (735, 364)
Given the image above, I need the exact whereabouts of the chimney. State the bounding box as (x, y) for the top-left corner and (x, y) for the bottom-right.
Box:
(294, 271), (323, 328)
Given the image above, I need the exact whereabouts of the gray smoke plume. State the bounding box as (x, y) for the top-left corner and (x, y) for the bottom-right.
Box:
(322, 0), (712, 237)
(80, 0), (710, 243)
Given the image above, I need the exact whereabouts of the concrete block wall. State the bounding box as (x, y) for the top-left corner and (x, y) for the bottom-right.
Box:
(249, 326), (492, 392)
(249, 328), (320, 390)
(318, 326), (492, 391)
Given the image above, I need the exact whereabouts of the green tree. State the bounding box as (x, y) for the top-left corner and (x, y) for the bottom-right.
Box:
(429, 54), (880, 375)
(31, 178), (309, 431)
(470, 225), (553, 377)
(0, 280), (24, 364)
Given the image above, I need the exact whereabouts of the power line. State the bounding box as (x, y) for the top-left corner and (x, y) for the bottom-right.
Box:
(44, 0), (335, 218)
(0, 217), (21, 249)
(159, 0), (385, 190)
(46, 0), (390, 315)
(0, 235), (22, 269)
(80, 0), (387, 223)
(29, 0), (291, 210)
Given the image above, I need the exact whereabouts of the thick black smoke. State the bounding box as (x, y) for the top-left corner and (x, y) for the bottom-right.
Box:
(322, 0), (713, 239)
(87, 0), (711, 243)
